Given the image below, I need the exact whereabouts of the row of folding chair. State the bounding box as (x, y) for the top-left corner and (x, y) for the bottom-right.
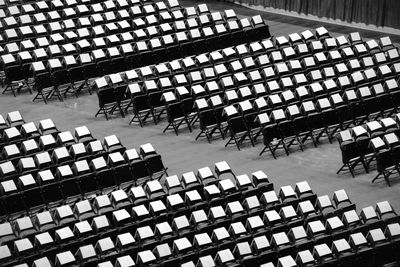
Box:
(91, 58), (400, 124)
(85, 41), (400, 97)
(0, 3), (226, 33)
(0, 0), (152, 9)
(0, 118), (93, 153)
(0, 146), (168, 220)
(0, 161), (236, 237)
(84, 29), (396, 88)
(18, 17), (269, 101)
(4, 221), (400, 267)
(114, 60), (400, 104)
(105, 225), (400, 267)
(0, 123), (96, 155)
(2, 20), (138, 46)
(267, 29), (394, 51)
(0, 0), (179, 18)
(3, 207), (398, 267)
(88, 33), (399, 119)
(0, 161), (319, 242)
(5, 13), (265, 61)
(0, 15), (233, 58)
(196, 49), (400, 83)
(0, 7), (233, 51)
(0, 4), (228, 48)
(254, 34), (396, 60)
(337, 114), (400, 179)
(258, 83), (400, 156)
(0, 6), (256, 58)
(371, 132), (400, 187)
(91, 55), (396, 124)
(0, 17), (256, 61)
(113, 66), (399, 139)
(0, 16), (256, 69)
(0, 132), (125, 174)
(0, 131), (91, 165)
(0, 28), (315, 69)
(0, 164), (268, 247)
(0, 135), (165, 181)
(0, 174), (321, 255)
(16, 27), (384, 102)
(156, 73), (399, 143)
(0, 117), (62, 149)
(1, 159), (398, 266)
(0, 166), (352, 249)
(1, 186), (397, 267)
(136, 61), (400, 143)
(0, 0), (184, 26)
(0, 110), (25, 133)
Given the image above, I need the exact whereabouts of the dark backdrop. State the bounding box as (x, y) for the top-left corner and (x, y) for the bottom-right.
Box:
(233, 0), (400, 29)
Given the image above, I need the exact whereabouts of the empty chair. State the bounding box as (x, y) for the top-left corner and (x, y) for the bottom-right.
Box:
(162, 92), (192, 135)
(336, 129), (367, 177)
(90, 157), (116, 192)
(74, 126), (95, 145)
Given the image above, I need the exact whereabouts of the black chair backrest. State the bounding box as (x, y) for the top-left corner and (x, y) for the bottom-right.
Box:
(263, 124), (279, 143)
(5, 65), (24, 81)
(199, 109), (218, 128)
(83, 63), (98, 79)
(97, 88), (117, 106)
(133, 94), (151, 111)
(114, 85), (127, 101)
(341, 141), (359, 162)
(53, 70), (70, 86)
(148, 91), (164, 107)
(229, 116), (247, 134)
(167, 102), (185, 120)
(69, 66), (84, 82)
(35, 72), (53, 89)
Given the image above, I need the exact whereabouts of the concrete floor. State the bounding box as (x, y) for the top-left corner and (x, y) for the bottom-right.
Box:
(1, 0), (399, 212)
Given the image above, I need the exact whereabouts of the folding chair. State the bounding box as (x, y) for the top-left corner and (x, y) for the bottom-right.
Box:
(123, 149), (151, 186)
(140, 143), (168, 180)
(316, 98), (340, 142)
(55, 165), (82, 202)
(371, 137), (396, 187)
(79, 63), (98, 95)
(176, 87), (197, 125)
(162, 92), (192, 135)
(250, 15), (270, 40)
(3, 65), (32, 96)
(18, 174), (44, 212)
(264, 109), (296, 155)
(353, 126), (374, 172)
(343, 90), (368, 125)
(72, 160), (98, 196)
(95, 87), (120, 120)
(315, 26), (330, 40)
(128, 92), (154, 127)
(148, 91), (166, 124)
(287, 105), (309, 152)
(336, 129), (367, 177)
(0, 180), (26, 218)
(90, 157), (116, 193)
(32, 72), (54, 104)
(51, 69), (73, 101)
(68, 65), (88, 96)
(195, 99), (223, 143)
(258, 115), (280, 158)
(37, 170), (63, 207)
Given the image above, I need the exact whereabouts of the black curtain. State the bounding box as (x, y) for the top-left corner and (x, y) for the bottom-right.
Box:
(236, 0), (400, 29)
